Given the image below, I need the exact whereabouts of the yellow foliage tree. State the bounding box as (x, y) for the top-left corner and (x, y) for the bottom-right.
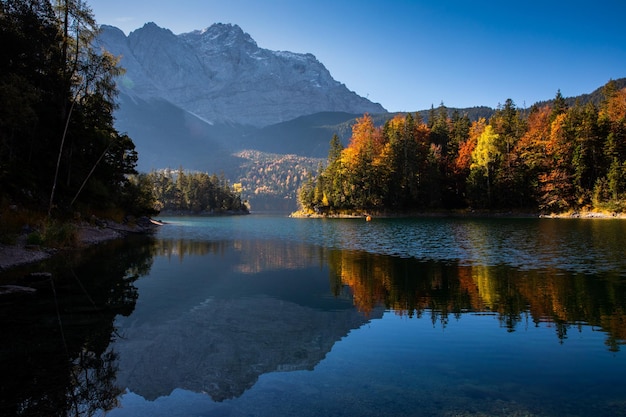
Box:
(471, 124), (500, 173)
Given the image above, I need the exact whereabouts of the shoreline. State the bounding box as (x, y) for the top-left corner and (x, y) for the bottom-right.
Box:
(290, 209), (538, 219)
(5, 209), (625, 270)
(0, 218), (161, 272)
(290, 208), (626, 219)
(540, 211), (626, 219)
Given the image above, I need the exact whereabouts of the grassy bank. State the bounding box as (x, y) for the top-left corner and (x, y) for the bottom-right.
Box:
(0, 205), (160, 271)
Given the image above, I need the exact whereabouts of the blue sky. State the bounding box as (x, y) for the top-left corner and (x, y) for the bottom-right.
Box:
(89, 0), (626, 112)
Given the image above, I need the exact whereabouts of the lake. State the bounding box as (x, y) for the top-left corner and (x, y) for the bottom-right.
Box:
(1, 215), (625, 417)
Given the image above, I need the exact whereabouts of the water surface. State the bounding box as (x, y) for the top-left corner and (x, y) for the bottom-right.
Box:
(1, 215), (625, 416)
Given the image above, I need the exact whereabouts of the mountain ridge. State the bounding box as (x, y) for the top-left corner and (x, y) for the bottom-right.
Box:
(97, 22), (386, 127)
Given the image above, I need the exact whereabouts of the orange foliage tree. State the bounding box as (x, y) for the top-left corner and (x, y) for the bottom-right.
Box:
(297, 81), (626, 215)
(538, 113), (576, 211)
(340, 114), (387, 209)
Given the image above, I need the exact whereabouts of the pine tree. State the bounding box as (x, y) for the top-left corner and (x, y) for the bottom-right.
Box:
(0, 0), (147, 216)
(550, 89), (568, 122)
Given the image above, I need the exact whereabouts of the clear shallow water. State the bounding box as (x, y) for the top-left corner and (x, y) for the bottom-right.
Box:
(1, 215), (626, 417)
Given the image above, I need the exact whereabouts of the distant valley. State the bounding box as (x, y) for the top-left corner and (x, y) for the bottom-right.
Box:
(97, 22), (624, 211)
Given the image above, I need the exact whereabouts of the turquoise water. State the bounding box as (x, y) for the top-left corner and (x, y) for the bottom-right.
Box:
(159, 215), (626, 273)
(1, 215), (625, 416)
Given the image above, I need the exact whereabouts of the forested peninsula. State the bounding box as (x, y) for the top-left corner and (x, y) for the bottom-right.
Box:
(296, 84), (626, 217)
(0, 1), (245, 257)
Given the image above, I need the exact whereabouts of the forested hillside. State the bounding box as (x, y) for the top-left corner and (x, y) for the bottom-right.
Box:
(535, 78), (626, 109)
(234, 150), (322, 211)
(298, 82), (626, 215)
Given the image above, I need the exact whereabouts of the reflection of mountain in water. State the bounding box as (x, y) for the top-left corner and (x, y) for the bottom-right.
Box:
(111, 239), (382, 402)
(154, 238), (327, 273)
(111, 232), (626, 404)
(114, 297), (380, 402)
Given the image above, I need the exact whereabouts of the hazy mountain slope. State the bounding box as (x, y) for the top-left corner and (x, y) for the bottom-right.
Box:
(98, 23), (386, 128)
(247, 106), (497, 159)
(114, 93), (250, 174)
(535, 77), (626, 108)
(246, 112), (360, 158)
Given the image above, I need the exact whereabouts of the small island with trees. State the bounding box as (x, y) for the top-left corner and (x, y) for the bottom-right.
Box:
(295, 83), (626, 218)
(143, 168), (247, 215)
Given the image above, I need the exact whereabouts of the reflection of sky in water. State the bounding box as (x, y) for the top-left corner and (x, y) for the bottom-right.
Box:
(159, 215), (626, 275)
(105, 311), (624, 417)
(99, 215), (626, 417)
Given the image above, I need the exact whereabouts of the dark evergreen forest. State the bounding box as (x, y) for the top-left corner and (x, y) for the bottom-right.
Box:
(0, 0), (148, 216)
(144, 168), (247, 214)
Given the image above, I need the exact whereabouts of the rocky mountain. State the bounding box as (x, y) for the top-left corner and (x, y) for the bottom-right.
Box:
(95, 22), (389, 210)
(97, 22), (386, 128)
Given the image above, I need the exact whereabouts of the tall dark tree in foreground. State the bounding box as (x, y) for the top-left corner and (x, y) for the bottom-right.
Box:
(0, 0), (152, 217)
(594, 84), (626, 210)
(0, 0), (64, 198)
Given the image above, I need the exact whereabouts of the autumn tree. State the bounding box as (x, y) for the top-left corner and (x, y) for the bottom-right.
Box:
(455, 119), (484, 175)
(341, 114), (386, 209)
(469, 124), (500, 207)
(454, 118), (485, 206)
(513, 105), (552, 207)
(538, 90), (574, 212)
(538, 113), (576, 211)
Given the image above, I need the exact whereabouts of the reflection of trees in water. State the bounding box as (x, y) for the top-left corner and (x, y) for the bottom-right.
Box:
(328, 251), (475, 324)
(511, 269), (626, 351)
(231, 241), (327, 274)
(0, 236), (155, 416)
(155, 239), (228, 262)
(155, 239), (327, 273)
(328, 249), (626, 350)
(66, 350), (122, 417)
